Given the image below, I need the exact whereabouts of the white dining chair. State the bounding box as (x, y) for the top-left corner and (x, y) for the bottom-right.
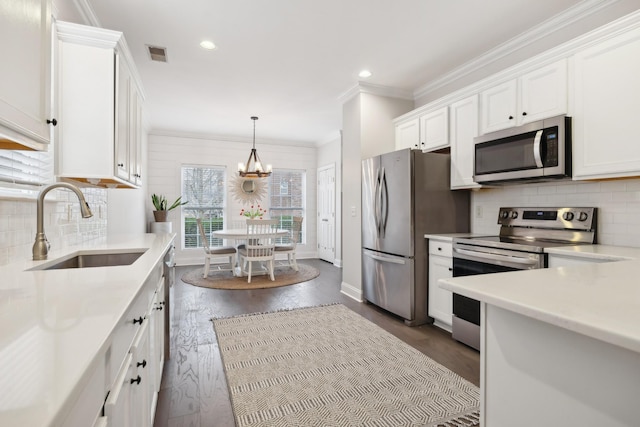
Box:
(238, 219), (279, 283)
(274, 216), (303, 271)
(197, 218), (237, 278)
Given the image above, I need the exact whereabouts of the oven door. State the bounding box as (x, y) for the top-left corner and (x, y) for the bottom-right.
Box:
(451, 243), (545, 350)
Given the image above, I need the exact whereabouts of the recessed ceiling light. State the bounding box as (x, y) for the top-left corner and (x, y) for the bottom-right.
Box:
(200, 40), (216, 50)
(359, 70), (372, 78)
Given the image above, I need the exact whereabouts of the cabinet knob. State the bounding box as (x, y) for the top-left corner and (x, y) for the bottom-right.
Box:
(133, 316), (144, 325)
(47, 118), (57, 126)
(130, 375), (141, 385)
(117, 163), (124, 167)
(137, 359), (147, 368)
(437, 247), (442, 251)
(508, 115), (514, 120)
(448, 267), (453, 272)
(522, 112), (527, 116)
(156, 305), (163, 311)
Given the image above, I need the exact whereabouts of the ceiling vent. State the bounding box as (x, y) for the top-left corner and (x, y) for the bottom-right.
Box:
(147, 45), (168, 62)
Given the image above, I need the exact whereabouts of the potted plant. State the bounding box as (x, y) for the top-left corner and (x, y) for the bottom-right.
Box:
(151, 194), (187, 222)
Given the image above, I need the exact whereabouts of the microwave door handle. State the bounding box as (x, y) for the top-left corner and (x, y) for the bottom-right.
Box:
(533, 130), (544, 168)
(454, 247), (540, 266)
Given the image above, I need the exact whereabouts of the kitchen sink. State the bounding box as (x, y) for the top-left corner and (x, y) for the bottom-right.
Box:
(29, 250), (148, 271)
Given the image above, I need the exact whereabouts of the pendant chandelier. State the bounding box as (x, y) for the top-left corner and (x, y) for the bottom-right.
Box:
(238, 116), (272, 178)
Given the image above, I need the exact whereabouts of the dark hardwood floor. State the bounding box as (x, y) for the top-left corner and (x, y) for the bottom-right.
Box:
(154, 259), (480, 427)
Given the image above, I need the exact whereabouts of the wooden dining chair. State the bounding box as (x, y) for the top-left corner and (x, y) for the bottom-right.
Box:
(274, 216), (303, 271)
(197, 218), (237, 278)
(238, 219), (279, 283)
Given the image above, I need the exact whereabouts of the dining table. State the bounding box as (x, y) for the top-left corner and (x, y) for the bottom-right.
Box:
(211, 228), (289, 277)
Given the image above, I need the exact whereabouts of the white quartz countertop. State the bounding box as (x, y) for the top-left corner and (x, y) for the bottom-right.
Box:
(440, 244), (640, 354)
(0, 233), (175, 427)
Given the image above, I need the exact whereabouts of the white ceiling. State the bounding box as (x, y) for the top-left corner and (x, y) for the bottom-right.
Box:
(81, 0), (587, 146)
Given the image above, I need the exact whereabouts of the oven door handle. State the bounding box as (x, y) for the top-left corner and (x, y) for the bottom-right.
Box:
(533, 129), (544, 168)
(454, 247), (539, 266)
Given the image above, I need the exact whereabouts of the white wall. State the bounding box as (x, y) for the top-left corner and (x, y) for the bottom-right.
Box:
(147, 133), (318, 266)
(317, 134), (342, 266)
(340, 91), (414, 300)
(471, 179), (640, 247)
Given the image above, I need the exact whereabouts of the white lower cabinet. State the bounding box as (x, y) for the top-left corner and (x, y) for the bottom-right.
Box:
(67, 259), (166, 427)
(428, 239), (453, 331)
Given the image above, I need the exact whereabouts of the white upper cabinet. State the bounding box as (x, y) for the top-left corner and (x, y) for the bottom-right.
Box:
(419, 106), (449, 151)
(0, 0), (53, 150)
(395, 117), (420, 150)
(572, 26), (640, 180)
(519, 60), (568, 124)
(56, 21), (144, 188)
(479, 80), (517, 134)
(449, 95), (480, 190)
(480, 59), (567, 134)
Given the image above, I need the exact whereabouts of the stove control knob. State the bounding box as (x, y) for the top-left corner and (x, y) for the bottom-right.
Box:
(578, 212), (589, 222)
(500, 210), (509, 219)
(563, 211), (575, 221)
(510, 211), (518, 219)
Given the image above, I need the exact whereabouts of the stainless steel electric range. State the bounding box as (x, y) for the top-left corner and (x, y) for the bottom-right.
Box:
(451, 206), (598, 350)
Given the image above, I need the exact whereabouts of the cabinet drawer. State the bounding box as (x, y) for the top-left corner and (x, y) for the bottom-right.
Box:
(429, 240), (452, 257)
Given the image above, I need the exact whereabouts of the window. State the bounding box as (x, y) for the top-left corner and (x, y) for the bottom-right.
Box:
(0, 148), (54, 197)
(269, 169), (305, 243)
(181, 165), (226, 249)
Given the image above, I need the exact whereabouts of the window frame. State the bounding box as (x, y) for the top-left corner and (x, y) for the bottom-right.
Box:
(268, 168), (306, 244)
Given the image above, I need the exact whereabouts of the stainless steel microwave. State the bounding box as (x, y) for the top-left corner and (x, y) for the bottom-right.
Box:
(473, 115), (571, 184)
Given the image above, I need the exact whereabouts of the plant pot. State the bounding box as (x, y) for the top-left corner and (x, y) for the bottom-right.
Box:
(153, 210), (169, 222)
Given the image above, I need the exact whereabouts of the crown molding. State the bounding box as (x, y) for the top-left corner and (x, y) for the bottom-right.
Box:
(413, 0), (620, 100)
(338, 82), (413, 104)
(148, 129), (316, 148)
(71, 0), (101, 27)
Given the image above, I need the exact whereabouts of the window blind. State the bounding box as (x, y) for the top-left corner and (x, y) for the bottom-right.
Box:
(181, 165), (227, 249)
(0, 148), (54, 187)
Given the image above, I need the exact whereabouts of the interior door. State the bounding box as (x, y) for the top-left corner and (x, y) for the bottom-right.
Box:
(317, 164), (335, 263)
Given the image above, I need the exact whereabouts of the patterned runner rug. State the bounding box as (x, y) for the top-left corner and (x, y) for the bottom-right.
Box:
(212, 304), (479, 426)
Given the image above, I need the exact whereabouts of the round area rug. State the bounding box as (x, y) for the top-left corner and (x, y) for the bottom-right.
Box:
(181, 263), (320, 290)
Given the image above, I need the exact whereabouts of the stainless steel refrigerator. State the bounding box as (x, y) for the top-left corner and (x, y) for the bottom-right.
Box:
(362, 149), (469, 326)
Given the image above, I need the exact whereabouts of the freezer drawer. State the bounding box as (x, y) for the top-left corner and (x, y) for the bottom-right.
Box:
(362, 249), (414, 321)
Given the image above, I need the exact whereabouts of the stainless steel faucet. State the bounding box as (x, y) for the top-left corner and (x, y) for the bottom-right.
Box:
(33, 182), (93, 260)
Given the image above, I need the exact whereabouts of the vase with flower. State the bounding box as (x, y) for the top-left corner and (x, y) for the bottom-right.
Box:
(240, 204), (266, 219)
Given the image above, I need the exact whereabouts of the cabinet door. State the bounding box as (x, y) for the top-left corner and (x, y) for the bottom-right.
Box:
(480, 80), (517, 134)
(130, 91), (143, 186)
(573, 27), (640, 179)
(131, 317), (152, 427)
(450, 95), (480, 189)
(519, 59), (567, 125)
(115, 54), (131, 182)
(395, 118), (420, 150)
(428, 254), (453, 330)
(105, 353), (134, 427)
(150, 280), (165, 394)
(419, 106), (449, 151)
(0, 0), (51, 150)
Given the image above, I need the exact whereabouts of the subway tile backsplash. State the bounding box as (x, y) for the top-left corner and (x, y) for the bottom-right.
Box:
(471, 178), (640, 248)
(0, 187), (107, 266)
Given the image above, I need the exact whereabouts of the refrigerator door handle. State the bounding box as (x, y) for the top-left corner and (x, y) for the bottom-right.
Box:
(380, 167), (388, 237)
(374, 168), (382, 236)
(363, 250), (406, 265)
